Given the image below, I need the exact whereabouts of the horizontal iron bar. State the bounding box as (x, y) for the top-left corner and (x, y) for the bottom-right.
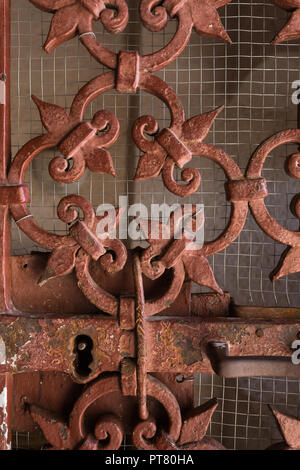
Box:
(206, 341), (300, 378)
(0, 315), (296, 380)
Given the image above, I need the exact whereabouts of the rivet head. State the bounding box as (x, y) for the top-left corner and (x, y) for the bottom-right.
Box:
(176, 374), (184, 383)
(255, 328), (264, 338)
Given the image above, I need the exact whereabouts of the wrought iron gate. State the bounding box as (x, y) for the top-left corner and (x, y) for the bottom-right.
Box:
(0, 0), (300, 450)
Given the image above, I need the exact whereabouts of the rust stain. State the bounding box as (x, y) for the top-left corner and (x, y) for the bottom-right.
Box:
(215, 324), (250, 344)
(278, 326), (299, 348)
(158, 322), (202, 368)
(0, 317), (41, 360)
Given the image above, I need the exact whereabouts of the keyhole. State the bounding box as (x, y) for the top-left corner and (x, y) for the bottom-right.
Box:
(74, 335), (93, 377)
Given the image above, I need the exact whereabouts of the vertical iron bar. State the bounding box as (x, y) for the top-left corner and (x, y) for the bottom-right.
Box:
(0, 0), (10, 178)
(133, 253), (148, 421)
(0, 1), (13, 449)
(0, 0), (13, 313)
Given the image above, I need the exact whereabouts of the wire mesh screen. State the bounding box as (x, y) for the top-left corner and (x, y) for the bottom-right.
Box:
(195, 374), (300, 450)
(9, 0), (300, 451)
(10, 0), (300, 307)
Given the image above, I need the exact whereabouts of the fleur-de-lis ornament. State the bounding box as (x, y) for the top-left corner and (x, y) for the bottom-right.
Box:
(39, 197), (126, 285)
(140, 0), (232, 43)
(30, 0), (129, 52)
(30, 394), (225, 450)
(32, 95), (119, 183)
(133, 106), (223, 197)
(138, 205), (223, 294)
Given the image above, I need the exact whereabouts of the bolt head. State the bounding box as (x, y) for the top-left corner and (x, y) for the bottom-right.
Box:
(256, 328), (264, 338)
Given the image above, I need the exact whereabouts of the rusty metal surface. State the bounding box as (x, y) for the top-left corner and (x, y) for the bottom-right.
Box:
(29, 0), (231, 70)
(271, 0), (300, 44)
(268, 407), (300, 449)
(0, 0), (13, 317)
(12, 371), (193, 435)
(11, 253), (228, 317)
(12, 372), (82, 434)
(27, 372), (225, 450)
(207, 340), (300, 378)
(1, 0), (300, 452)
(145, 317), (300, 374)
(6, 1), (299, 318)
(7, 74), (239, 316)
(0, 314), (296, 379)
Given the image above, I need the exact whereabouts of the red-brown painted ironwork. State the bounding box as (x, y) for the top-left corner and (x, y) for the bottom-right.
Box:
(23, 375), (225, 450)
(152, 398), (225, 450)
(139, 205), (223, 303)
(271, 0), (300, 44)
(0, 0), (300, 452)
(26, 0), (234, 198)
(28, 378), (225, 449)
(132, 76), (237, 197)
(6, 312), (300, 448)
(0, 1), (14, 450)
(133, 254), (148, 421)
(6, 74), (249, 315)
(247, 129), (300, 281)
(30, 0), (231, 71)
(207, 340), (300, 378)
(0, 0), (14, 316)
(0, 314), (297, 378)
(134, 106), (220, 197)
(267, 407), (300, 450)
(29, 0), (129, 56)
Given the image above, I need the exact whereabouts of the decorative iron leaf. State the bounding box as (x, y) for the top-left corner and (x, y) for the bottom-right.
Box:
(178, 398), (218, 445)
(182, 106), (224, 145)
(271, 0), (300, 11)
(270, 407), (300, 449)
(134, 150), (166, 180)
(86, 147), (116, 177)
(29, 0), (76, 11)
(183, 255), (223, 295)
(30, 405), (73, 450)
(32, 95), (70, 135)
(44, 4), (83, 53)
(38, 245), (78, 286)
(190, 0), (232, 43)
(272, 246), (300, 281)
(272, 8), (300, 44)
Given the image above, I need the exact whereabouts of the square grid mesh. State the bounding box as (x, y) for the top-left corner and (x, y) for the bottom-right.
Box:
(9, 0), (300, 450)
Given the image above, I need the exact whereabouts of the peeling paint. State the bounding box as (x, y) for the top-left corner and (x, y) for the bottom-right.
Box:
(10, 354), (17, 369)
(216, 324), (250, 344)
(0, 337), (6, 365)
(0, 386), (10, 450)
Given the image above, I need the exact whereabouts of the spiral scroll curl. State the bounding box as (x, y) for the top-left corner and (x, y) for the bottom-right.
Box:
(100, 0), (129, 34)
(247, 128), (300, 280)
(57, 195), (96, 228)
(93, 414), (124, 450)
(71, 374), (182, 451)
(162, 157), (201, 197)
(139, 0), (169, 32)
(49, 109), (120, 184)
